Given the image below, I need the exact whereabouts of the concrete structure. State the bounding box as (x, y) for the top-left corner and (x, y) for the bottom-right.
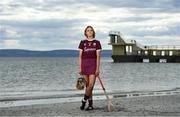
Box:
(108, 31), (180, 63)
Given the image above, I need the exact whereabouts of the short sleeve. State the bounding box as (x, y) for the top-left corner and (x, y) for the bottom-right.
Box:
(78, 40), (83, 50)
(96, 41), (102, 50)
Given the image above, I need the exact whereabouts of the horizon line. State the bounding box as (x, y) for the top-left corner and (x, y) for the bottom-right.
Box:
(0, 49), (111, 51)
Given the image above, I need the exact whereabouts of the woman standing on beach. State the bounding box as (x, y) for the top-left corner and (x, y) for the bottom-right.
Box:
(78, 26), (102, 111)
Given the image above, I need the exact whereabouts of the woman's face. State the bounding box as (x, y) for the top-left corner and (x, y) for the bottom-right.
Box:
(86, 27), (94, 38)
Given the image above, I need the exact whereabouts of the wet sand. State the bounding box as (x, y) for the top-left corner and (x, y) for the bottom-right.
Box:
(0, 94), (180, 116)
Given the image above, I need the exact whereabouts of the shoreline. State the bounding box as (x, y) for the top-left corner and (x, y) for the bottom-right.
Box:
(0, 92), (180, 116)
(1, 88), (180, 107)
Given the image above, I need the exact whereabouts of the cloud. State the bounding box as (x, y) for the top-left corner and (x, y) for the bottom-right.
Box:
(0, 18), (88, 50)
(3, 39), (20, 48)
(0, 0), (180, 50)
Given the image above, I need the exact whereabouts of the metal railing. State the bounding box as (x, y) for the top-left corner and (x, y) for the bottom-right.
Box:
(148, 45), (180, 50)
(109, 31), (121, 35)
(125, 40), (136, 44)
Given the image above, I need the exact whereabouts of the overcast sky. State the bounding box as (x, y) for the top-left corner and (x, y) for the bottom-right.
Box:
(0, 0), (180, 50)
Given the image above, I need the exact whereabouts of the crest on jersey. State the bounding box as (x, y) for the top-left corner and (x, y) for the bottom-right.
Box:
(93, 42), (96, 46)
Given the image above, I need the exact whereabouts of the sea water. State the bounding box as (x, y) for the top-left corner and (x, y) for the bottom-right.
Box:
(0, 57), (180, 107)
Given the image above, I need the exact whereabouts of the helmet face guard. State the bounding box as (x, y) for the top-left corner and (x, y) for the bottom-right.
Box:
(76, 77), (86, 90)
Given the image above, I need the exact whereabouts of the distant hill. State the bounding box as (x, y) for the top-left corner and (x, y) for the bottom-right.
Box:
(0, 49), (112, 57)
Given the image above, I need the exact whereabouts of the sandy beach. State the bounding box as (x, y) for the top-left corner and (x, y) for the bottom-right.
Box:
(0, 93), (180, 116)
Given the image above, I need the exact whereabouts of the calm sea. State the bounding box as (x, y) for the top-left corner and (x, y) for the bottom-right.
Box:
(0, 57), (180, 106)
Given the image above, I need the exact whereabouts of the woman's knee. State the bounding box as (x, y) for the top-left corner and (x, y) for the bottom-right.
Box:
(87, 85), (94, 91)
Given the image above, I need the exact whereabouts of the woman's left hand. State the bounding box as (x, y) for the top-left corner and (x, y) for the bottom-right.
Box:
(95, 69), (100, 77)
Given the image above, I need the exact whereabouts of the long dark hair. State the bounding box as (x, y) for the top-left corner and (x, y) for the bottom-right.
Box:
(84, 26), (95, 38)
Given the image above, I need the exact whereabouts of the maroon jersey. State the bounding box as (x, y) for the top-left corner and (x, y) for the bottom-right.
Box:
(78, 39), (102, 59)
